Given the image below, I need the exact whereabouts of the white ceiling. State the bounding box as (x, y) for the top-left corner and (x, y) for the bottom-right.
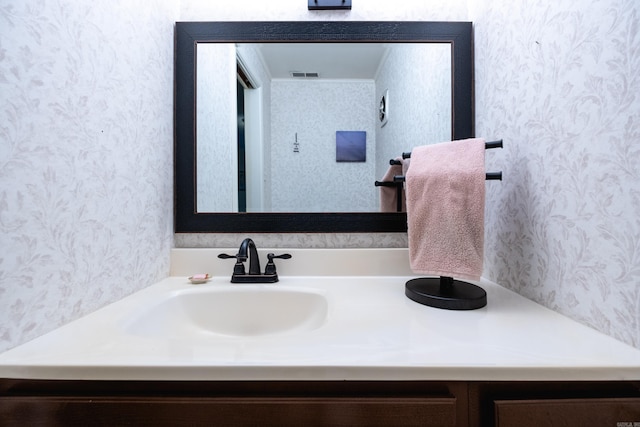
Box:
(250, 43), (389, 80)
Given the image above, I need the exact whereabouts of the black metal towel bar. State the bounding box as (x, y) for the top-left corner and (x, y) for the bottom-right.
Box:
(376, 173), (501, 183)
(375, 139), (504, 212)
(383, 139), (503, 181)
(392, 172), (502, 181)
(376, 139), (505, 311)
(400, 139), (503, 160)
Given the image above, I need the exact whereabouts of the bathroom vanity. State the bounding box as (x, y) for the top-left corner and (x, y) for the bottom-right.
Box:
(3, 378), (639, 426)
(1, 249), (639, 426)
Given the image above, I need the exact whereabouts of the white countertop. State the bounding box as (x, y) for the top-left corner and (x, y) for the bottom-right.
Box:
(1, 248), (639, 382)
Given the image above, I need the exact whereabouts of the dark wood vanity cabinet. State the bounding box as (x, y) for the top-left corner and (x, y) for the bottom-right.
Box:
(0, 381), (464, 427)
(1, 379), (639, 426)
(469, 381), (640, 426)
(493, 398), (640, 427)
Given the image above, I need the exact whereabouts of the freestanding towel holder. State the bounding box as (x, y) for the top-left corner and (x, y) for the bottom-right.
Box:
(401, 139), (503, 310)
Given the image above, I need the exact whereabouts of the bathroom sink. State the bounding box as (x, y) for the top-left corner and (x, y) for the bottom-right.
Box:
(124, 286), (328, 338)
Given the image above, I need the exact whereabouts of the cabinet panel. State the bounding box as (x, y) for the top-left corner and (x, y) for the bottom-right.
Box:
(495, 398), (640, 427)
(0, 396), (457, 427)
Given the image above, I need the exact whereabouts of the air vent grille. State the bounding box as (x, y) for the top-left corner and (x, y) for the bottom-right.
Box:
(290, 72), (319, 78)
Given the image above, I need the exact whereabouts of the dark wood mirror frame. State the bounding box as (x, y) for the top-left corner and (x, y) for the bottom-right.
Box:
(175, 21), (474, 233)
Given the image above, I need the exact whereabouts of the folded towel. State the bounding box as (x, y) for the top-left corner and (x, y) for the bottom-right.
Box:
(379, 157), (406, 212)
(405, 138), (485, 281)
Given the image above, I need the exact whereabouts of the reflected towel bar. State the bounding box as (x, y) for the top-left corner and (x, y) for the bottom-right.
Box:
(374, 181), (402, 187)
(374, 181), (404, 212)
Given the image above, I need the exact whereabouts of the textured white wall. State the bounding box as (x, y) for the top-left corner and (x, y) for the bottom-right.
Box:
(0, 0), (176, 352)
(196, 43), (237, 212)
(374, 44), (451, 183)
(473, 0), (640, 348)
(270, 80), (377, 212)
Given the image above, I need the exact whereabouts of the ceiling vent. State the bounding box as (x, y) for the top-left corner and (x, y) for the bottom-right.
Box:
(291, 72), (319, 78)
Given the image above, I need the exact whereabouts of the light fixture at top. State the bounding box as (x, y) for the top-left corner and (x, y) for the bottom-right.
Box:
(308, 0), (352, 10)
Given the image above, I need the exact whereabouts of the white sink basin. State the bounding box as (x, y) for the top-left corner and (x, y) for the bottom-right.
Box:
(124, 286), (328, 338)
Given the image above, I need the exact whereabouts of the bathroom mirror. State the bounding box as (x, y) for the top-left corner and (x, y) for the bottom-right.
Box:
(175, 21), (474, 233)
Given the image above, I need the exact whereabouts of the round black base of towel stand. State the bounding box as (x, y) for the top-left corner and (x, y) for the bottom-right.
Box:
(405, 277), (487, 310)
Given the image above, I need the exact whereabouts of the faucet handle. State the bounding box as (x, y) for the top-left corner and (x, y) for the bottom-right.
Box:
(268, 253), (292, 261)
(264, 253), (292, 276)
(218, 253), (246, 275)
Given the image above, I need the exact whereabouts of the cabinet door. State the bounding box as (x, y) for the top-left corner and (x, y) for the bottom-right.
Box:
(494, 398), (640, 427)
(0, 396), (458, 427)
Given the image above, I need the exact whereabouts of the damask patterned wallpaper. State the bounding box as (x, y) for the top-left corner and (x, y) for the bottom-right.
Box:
(474, 0), (640, 348)
(0, 0), (176, 352)
(2, 0), (638, 353)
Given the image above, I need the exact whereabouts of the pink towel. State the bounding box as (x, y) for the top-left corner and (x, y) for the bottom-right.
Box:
(405, 138), (485, 281)
(379, 157), (406, 212)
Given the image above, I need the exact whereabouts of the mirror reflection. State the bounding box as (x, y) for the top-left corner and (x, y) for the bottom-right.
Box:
(196, 43), (451, 213)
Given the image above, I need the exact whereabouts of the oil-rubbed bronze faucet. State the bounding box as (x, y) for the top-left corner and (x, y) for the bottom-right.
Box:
(218, 238), (291, 283)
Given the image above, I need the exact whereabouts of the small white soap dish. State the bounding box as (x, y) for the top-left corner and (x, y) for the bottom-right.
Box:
(188, 273), (210, 284)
